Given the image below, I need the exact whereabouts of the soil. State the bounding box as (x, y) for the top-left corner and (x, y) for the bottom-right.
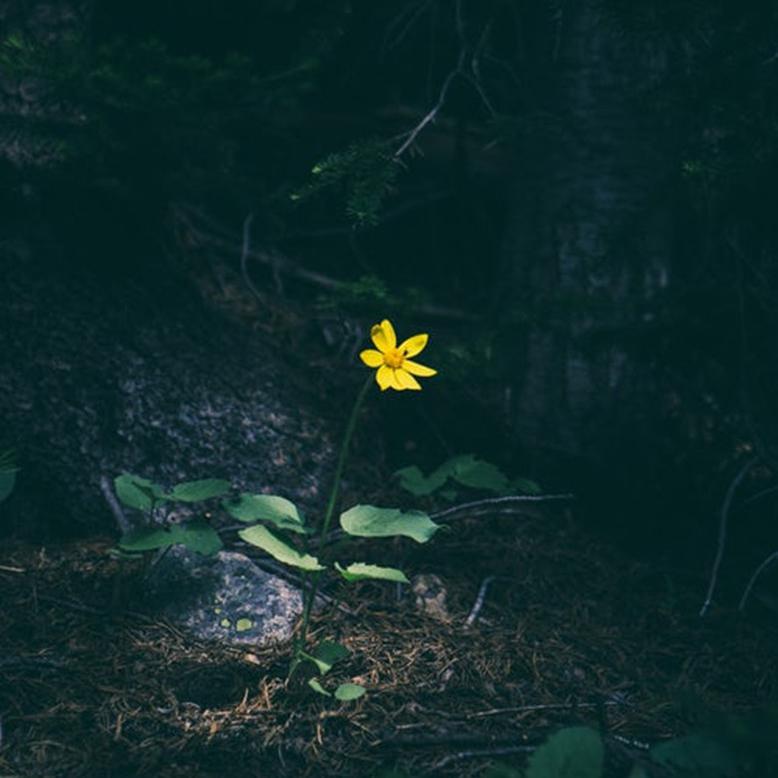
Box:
(1, 503), (775, 777)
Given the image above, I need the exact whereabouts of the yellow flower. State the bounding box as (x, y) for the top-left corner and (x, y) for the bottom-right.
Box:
(360, 319), (437, 391)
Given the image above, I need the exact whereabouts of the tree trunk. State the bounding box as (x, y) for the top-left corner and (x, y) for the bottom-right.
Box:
(501, 2), (673, 475)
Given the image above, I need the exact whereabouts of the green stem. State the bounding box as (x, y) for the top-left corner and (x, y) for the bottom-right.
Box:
(294, 374), (373, 665)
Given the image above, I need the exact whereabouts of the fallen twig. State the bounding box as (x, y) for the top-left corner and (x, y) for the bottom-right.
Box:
(464, 575), (495, 628)
(430, 493), (575, 522)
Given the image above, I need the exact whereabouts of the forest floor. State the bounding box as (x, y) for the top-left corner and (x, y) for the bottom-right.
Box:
(1, 506), (776, 777)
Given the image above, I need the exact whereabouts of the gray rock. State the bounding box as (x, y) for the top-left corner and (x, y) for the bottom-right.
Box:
(145, 546), (302, 646)
(0, 242), (339, 539)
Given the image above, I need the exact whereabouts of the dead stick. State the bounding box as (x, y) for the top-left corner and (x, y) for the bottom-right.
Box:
(699, 457), (757, 616)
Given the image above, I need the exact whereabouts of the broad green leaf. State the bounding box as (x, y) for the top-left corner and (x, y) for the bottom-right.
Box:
(627, 767), (649, 778)
(394, 464), (448, 496)
(167, 478), (230, 502)
(335, 562), (409, 584)
(175, 519), (224, 555)
(334, 683), (366, 701)
(340, 505), (440, 544)
(395, 455), (519, 497)
(308, 678), (331, 696)
(302, 641), (349, 675)
(114, 473), (165, 512)
(223, 493), (308, 534)
(0, 468), (17, 503)
(118, 518), (223, 556)
(650, 735), (739, 777)
(525, 727), (604, 778)
(119, 526), (176, 552)
(449, 454), (509, 493)
(238, 524), (324, 570)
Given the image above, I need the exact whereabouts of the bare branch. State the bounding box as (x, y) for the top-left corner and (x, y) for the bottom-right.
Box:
(430, 493), (575, 522)
(699, 456), (758, 617)
(100, 475), (130, 535)
(739, 549), (778, 611)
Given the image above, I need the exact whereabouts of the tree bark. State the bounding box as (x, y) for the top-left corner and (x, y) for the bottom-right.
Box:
(501, 2), (673, 472)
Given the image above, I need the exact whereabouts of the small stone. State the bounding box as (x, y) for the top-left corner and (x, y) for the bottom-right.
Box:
(411, 573), (451, 622)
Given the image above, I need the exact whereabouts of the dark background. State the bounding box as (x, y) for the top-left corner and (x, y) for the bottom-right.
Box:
(3, 0), (778, 577)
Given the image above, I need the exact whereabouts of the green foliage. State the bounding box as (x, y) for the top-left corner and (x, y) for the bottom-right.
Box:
(651, 735), (738, 777)
(300, 640), (349, 675)
(292, 139), (399, 227)
(114, 473), (165, 512)
(339, 504), (440, 543)
(334, 562), (409, 583)
(395, 454), (541, 499)
(524, 727), (603, 778)
(238, 524), (324, 571)
(224, 493), (309, 534)
(334, 683), (366, 701)
(119, 519), (223, 556)
(0, 449), (18, 504)
(166, 479), (230, 503)
(488, 709), (777, 777)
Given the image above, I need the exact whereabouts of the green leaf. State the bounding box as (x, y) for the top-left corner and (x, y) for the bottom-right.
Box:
(448, 454), (509, 493)
(114, 473), (165, 512)
(340, 505), (440, 544)
(302, 641), (349, 675)
(176, 519), (224, 555)
(395, 455), (517, 497)
(650, 735), (739, 777)
(525, 727), (604, 778)
(223, 493), (308, 534)
(394, 464), (448, 496)
(335, 562), (409, 584)
(627, 767), (649, 778)
(238, 524), (324, 570)
(334, 683), (366, 701)
(119, 518), (223, 556)
(167, 478), (230, 502)
(308, 678), (331, 696)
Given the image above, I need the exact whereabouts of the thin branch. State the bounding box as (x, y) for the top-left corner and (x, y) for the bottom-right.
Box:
(740, 483), (778, 508)
(431, 745), (535, 771)
(739, 550), (778, 611)
(177, 204), (476, 321)
(100, 475), (130, 535)
(394, 53), (465, 159)
(240, 212), (266, 304)
(430, 493), (575, 521)
(467, 698), (627, 719)
(699, 457), (758, 617)
(383, 0), (435, 53)
(464, 575), (495, 628)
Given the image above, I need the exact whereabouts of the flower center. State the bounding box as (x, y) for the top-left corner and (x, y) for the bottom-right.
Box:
(383, 348), (405, 369)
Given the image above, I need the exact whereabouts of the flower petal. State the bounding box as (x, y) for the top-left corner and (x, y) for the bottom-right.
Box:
(403, 359), (437, 377)
(398, 333), (428, 358)
(360, 349), (384, 367)
(371, 324), (390, 353)
(376, 365), (393, 391)
(380, 319), (397, 349)
(395, 368), (421, 390)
